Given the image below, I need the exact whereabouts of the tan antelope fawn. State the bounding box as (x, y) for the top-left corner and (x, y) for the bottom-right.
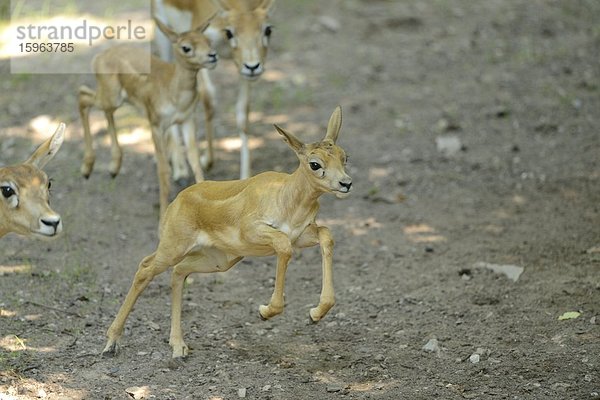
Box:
(102, 107), (352, 359)
(0, 123), (65, 239)
(154, 0), (276, 180)
(78, 18), (218, 218)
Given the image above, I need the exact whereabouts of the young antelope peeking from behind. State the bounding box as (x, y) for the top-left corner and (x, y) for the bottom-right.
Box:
(154, 0), (276, 180)
(0, 123), (65, 239)
(78, 17), (218, 219)
(102, 107), (352, 359)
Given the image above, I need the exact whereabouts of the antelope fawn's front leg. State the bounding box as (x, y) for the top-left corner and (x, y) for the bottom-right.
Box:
(103, 253), (175, 356)
(199, 69), (216, 171)
(181, 118), (204, 183)
(168, 126), (190, 184)
(150, 125), (172, 220)
(169, 252), (243, 358)
(259, 231), (293, 320)
(310, 226), (336, 322)
(296, 224), (336, 322)
(236, 79), (251, 179)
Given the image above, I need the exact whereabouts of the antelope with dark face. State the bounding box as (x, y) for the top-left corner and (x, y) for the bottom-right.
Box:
(0, 123), (65, 239)
(102, 107), (352, 359)
(154, 0), (276, 180)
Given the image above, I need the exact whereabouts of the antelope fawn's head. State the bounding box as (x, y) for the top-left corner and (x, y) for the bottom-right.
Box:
(275, 107), (352, 198)
(214, 0), (275, 80)
(154, 17), (218, 70)
(0, 123), (65, 239)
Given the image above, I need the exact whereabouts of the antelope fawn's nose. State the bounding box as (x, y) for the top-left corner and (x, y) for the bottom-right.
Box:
(340, 180), (352, 191)
(244, 62), (261, 72)
(208, 52), (218, 62)
(41, 216), (61, 231)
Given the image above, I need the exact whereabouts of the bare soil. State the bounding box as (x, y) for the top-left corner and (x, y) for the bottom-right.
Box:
(1, 1), (599, 399)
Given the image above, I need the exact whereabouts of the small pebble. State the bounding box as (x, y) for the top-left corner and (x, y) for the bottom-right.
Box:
(326, 384), (344, 393)
(422, 338), (440, 353)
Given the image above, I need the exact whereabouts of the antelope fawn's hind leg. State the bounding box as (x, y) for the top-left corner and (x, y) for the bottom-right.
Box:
(79, 86), (96, 178)
(259, 232), (293, 320)
(169, 252), (242, 358)
(103, 252), (176, 356)
(105, 109), (122, 178)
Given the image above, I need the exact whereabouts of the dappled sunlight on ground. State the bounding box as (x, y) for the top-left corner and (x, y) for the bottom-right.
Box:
(0, 335), (56, 353)
(0, 308), (18, 318)
(0, 374), (88, 400)
(1, 115), (65, 145)
(403, 223), (446, 243)
(0, 264), (32, 275)
(319, 216), (383, 236)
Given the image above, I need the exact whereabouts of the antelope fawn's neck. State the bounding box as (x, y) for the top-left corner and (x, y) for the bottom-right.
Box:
(169, 63), (200, 105)
(277, 168), (324, 211)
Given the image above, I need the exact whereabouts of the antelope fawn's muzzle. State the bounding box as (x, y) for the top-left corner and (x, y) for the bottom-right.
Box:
(339, 180), (352, 193)
(241, 62), (263, 79)
(39, 214), (62, 237)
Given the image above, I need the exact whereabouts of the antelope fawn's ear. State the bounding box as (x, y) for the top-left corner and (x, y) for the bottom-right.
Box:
(154, 17), (179, 43)
(274, 124), (304, 154)
(211, 0), (232, 12)
(258, 0), (276, 13)
(195, 11), (217, 34)
(324, 106), (342, 144)
(26, 123), (65, 169)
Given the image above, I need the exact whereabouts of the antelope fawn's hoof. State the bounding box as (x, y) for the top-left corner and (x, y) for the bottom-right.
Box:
(174, 176), (193, 189)
(171, 344), (189, 359)
(167, 357), (186, 370)
(109, 166), (120, 179)
(309, 308), (323, 323)
(101, 341), (119, 357)
(201, 156), (213, 171)
(258, 305), (271, 321)
(80, 165), (92, 179)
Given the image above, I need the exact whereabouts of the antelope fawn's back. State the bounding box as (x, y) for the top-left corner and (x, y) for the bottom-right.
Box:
(102, 107), (352, 359)
(0, 123), (65, 239)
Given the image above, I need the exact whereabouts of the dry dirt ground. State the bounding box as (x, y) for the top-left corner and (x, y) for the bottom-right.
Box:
(1, 0), (599, 399)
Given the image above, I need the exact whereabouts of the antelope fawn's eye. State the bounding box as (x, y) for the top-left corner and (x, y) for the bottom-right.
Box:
(48, 179), (53, 190)
(224, 29), (234, 40)
(309, 162), (322, 171)
(1, 186), (15, 198)
(264, 25), (273, 37)
(181, 45), (192, 54)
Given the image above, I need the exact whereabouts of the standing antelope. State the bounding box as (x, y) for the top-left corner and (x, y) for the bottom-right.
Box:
(154, 0), (276, 179)
(78, 18), (218, 218)
(102, 107), (352, 359)
(0, 123), (65, 239)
